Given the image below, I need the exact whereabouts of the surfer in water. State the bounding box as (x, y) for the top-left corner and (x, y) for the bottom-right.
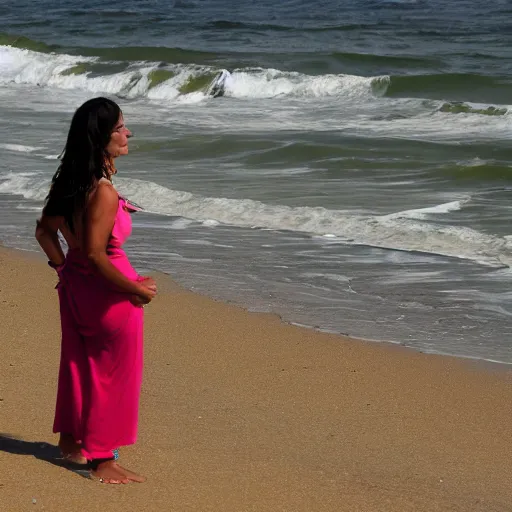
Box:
(207, 69), (233, 98)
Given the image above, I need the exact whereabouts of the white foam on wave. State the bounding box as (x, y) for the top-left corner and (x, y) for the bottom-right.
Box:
(382, 199), (469, 221)
(0, 45), (163, 99)
(15, 204), (42, 212)
(0, 45), (385, 102)
(0, 50), (158, 103)
(114, 177), (512, 268)
(0, 143), (43, 153)
(301, 272), (353, 284)
(146, 67), (384, 102)
(202, 219), (221, 227)
(0, 45), (94, 87)
(1, 171), (510, 268)
(457, 157), (488, 167)
(1, 45), (511, 145)
(371, 110), (512, 142)
(38, 154), (60, 160)
(0, 171), (50, 201)
(224, 68), (383, 99)
(166, 218), (196, 230)
(2, 45), (510, 145)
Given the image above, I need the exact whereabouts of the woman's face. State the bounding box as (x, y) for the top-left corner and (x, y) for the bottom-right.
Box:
(106, 114), (132, 158)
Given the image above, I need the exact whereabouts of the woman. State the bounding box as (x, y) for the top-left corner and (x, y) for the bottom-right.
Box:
(35, 97), (156, 484)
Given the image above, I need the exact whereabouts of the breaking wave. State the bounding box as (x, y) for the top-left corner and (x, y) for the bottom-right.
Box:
(2, 171), (511, 269)
(1, 36), (511, 108)
(0, 44), (386, 102)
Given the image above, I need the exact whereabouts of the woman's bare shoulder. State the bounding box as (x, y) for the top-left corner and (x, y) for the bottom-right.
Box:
(87, 178), (119, 215)
(90, 178), (118, 200)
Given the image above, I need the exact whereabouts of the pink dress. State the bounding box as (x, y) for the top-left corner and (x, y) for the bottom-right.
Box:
(53, 196), (144, 460)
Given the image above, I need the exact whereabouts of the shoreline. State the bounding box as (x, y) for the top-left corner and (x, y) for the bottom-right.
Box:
(1, 244), (512, 511)
(5, 242), (512, 369)
(181, 289), (512, 372)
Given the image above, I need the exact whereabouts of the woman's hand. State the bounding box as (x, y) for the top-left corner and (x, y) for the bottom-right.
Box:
(139, 276), (157, 292)
(129, 293), (151, 307)
(129, 278), (157, 307)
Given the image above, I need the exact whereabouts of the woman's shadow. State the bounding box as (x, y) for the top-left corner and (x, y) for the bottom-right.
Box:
(0, 433), (90, 479)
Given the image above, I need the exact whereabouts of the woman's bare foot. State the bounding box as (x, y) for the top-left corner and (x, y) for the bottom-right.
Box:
(58, 433), (87, 465)
(116, 464), (147, 483)
(91, 461), (130, 484)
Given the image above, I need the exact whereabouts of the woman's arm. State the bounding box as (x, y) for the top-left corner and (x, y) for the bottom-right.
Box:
(86, 181), (154, 300)
(35, 215), (66, 267)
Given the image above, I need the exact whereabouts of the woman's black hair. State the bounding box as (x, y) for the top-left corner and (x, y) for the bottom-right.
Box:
(43, 97), (121, 232)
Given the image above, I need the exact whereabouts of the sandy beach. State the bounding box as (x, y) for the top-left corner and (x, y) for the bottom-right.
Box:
(1, 244), (511, 512)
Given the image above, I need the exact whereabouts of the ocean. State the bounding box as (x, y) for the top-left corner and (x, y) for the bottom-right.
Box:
(1, 0), (512, 363)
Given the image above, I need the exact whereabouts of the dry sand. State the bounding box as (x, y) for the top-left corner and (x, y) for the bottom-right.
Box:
(1, 245), (511, 512)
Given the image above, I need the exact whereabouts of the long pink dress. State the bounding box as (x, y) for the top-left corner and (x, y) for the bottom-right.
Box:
(53, 196), (144, 460)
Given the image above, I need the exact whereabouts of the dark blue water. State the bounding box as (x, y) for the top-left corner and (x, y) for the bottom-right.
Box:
(3, 0), (512, 78)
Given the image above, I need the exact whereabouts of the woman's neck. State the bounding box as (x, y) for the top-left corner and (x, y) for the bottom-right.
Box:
(104, 157), (117, 180)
